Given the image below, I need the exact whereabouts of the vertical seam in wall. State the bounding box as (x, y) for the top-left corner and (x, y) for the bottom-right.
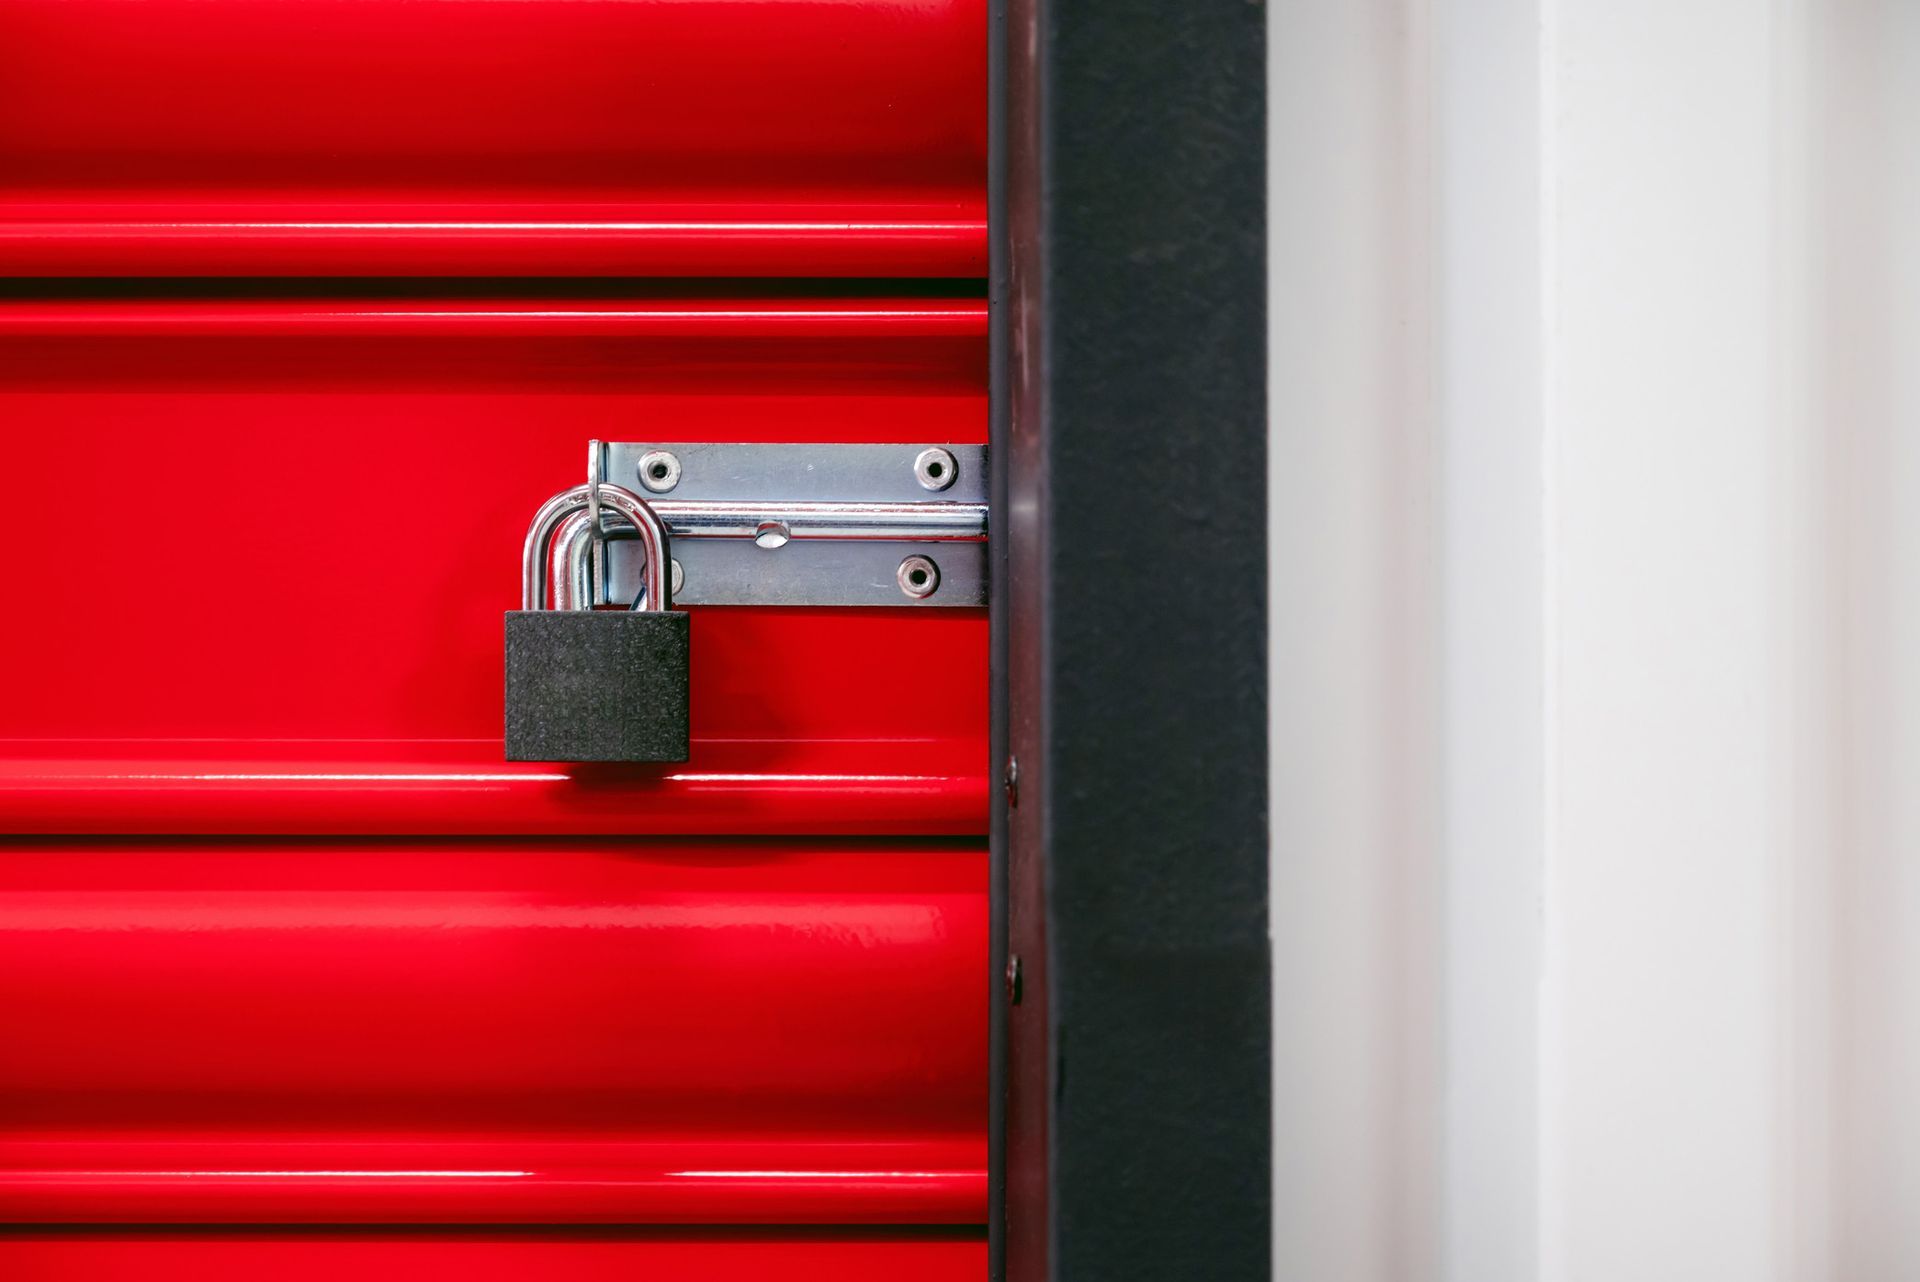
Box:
(1401, 2), (1446, 1275)
(1533, 0), (1563, 1277)
(1766, 0), (1831, 1275)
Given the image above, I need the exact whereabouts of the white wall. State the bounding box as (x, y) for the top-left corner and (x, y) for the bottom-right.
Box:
(1269, 1), (1920, 1278)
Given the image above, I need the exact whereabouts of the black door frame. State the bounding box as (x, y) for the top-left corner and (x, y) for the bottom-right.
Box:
(989, 2), (1270, 1278)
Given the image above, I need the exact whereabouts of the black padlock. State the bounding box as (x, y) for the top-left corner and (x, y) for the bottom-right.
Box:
(505, 482), (690, 762)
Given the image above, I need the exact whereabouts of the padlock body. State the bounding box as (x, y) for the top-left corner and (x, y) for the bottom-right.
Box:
(504, 610), (691, 762)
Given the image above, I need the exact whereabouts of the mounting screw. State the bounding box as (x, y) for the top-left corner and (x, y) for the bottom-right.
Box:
(914, 446), (958, 492)
(1005, 955), (1023, 1006)
(637, 449), (682, 493)
(670, 558), (684, 597)
(897, 554), (940, 599)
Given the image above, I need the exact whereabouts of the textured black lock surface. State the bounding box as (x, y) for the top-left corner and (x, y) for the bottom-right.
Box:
(504, 610), (691, 762)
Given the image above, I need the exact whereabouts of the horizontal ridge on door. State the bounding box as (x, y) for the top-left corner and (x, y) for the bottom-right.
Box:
(0, 299), (986, 835)
(0, 843), (987, 1223)
(0, 1229), (988, 1281)
(0, 0), (986, 278)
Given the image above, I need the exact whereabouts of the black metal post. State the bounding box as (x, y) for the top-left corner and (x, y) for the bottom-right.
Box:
(992, 1), (1269, 1278)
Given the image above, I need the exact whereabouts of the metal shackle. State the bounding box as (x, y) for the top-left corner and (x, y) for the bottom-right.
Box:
(546, 508), (601, 612)
(520, 482), (672, 613)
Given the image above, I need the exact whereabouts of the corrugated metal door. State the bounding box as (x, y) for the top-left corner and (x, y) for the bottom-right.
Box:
(0, 4), (987, 1276)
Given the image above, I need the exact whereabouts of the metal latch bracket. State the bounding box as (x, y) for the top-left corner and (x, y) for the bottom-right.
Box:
(587, 442), (987, 607)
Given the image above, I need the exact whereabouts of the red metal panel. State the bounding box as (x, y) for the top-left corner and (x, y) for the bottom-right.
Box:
(0, 1229), (987, 1281)
(0, 299), (987, 835)
(0, 843), (986, 1223)
(2, 0), (992, 1272)
(0, 0), (985, 276)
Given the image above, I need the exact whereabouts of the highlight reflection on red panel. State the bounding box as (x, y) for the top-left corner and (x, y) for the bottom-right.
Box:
(0, 843), (987, 1223)
(0, 1229), (987, 1281)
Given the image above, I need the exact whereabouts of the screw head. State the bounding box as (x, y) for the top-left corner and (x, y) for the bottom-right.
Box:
(914, 446), (958, 492)
(637, 449), (682, 493)
(897, 554), (940, 599)
(670, 558), (684, 598)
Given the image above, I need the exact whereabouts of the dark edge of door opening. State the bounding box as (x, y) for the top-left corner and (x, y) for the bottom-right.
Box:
(994, 1), (1270, 1279)
(986, 0), (1011, 1274)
